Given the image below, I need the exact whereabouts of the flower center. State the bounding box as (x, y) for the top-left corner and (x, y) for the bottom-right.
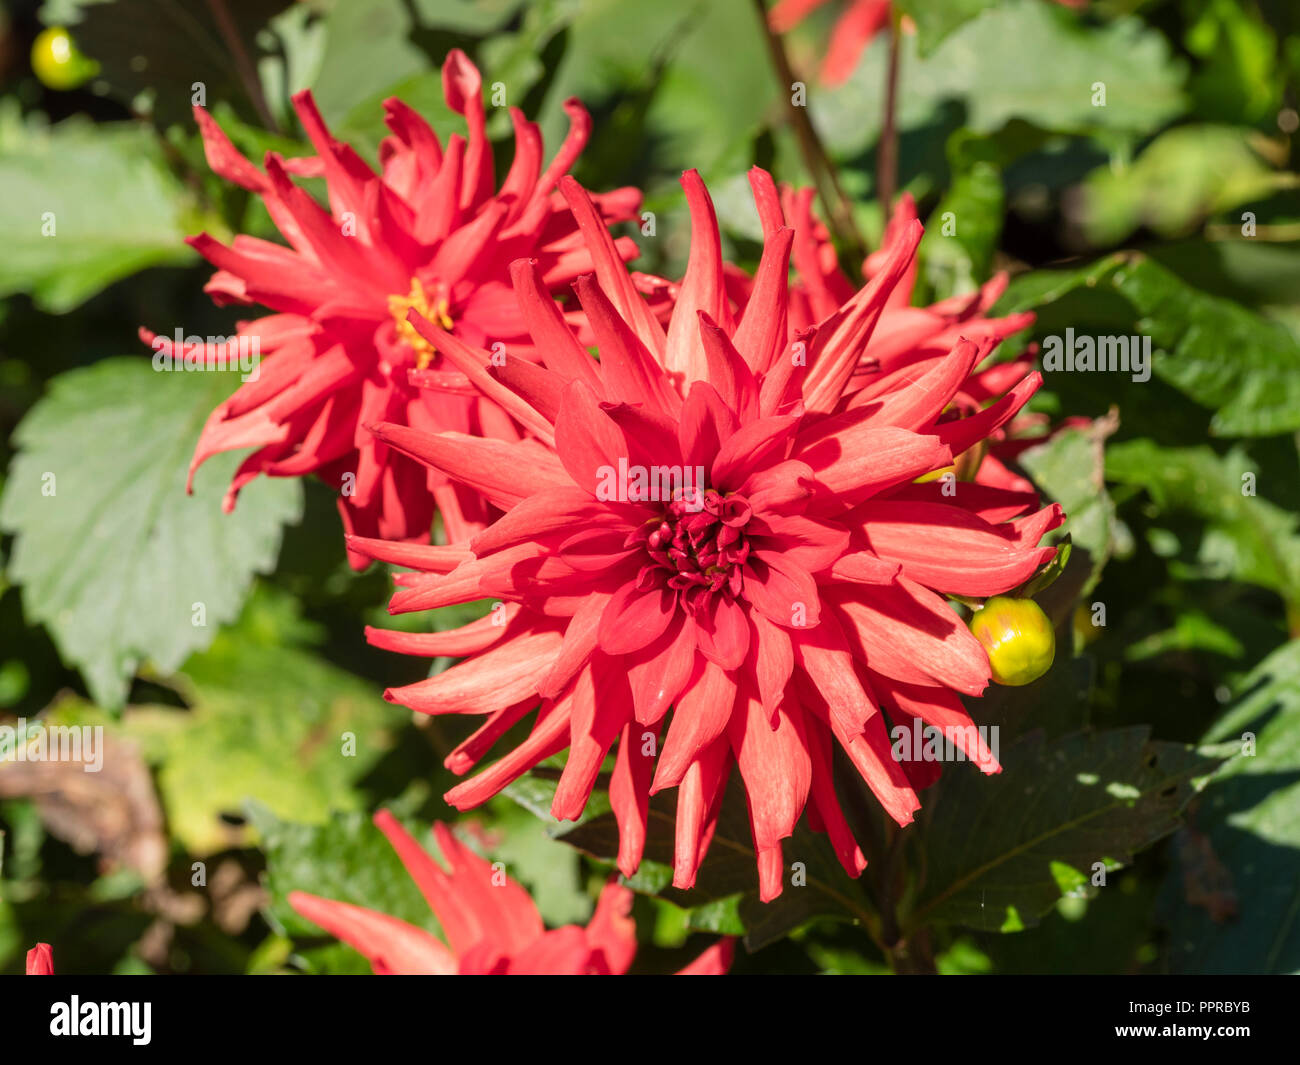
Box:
(637, 489), (753, 609)
(387, 277), (453, 370)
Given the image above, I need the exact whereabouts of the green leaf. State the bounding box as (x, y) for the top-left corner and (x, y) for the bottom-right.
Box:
(907, 727), (1222, 932)
(1105, 440), (1300, 603)
(814, 2), (1186, 159)
(0, 358), (303, 708)
(1185, 0), (1281, 125)
(0, 117), (198, 311)
(1110, 257), (1300, 437)
(1123, 609), (1246, 663)
(1076, 125), (1296, 247)
(1162, 640), (1300, 973)
(993, 252), (1127, 316)
(995, 254), (1300, 437)
(310, 0), (529, 133)
(536, 0), (774, 187)
(308, 0), (438, 131)
(482, 797), (590, 928)
(893, 0), (998, 56)
(125, 602), (408, 853)
(917, 161), (1004, 298)
(1019, 423), (1117, 596)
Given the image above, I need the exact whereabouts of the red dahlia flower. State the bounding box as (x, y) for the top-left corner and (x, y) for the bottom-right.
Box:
(354, 168), (1063, 900)
(289, 811), (732, 975)
(26, 943), (54, 974)
(146, 50), (642, 566)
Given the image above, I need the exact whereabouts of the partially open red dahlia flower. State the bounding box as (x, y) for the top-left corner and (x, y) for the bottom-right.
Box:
(289, 811), (732, 975)
(146, 50), (642, 566)
(751, 187), (1048, 493)
(354, 168), (1063, 900)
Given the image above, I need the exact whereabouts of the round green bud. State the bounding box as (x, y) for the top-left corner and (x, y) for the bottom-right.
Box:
(968, 595), (1055, 687)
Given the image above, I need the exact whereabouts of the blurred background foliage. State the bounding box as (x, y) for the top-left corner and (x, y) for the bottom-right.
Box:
(0, 0), (1297, 974)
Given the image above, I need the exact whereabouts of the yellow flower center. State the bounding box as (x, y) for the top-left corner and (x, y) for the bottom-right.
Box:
(387, 278), (453, 370)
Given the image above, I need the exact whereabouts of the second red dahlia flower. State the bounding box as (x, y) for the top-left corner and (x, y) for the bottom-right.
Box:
(290, 811), (731, 975)
(147, 51), (642, 566)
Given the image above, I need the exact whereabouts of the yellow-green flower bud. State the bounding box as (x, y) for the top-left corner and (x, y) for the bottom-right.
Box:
(31, 28), (100, 91)
(968, 595), (1055, 686)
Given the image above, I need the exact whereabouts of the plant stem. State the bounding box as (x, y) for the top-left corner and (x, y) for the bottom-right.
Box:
(874, 825), (937, 974)
(877, 20), (901, 220)
(207, 0), (280, 133)
(751, 0), (867, 263)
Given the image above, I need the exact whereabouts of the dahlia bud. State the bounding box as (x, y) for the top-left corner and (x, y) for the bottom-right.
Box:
(31, 28), (99, 91)
(968, 595), (1055, 686)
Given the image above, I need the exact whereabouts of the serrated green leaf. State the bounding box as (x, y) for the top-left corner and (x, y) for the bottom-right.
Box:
(993, 253), (1127, 316)
(997, 254), (1300, 437)
(0, 358), (303, 707)
(1111, 258), (1300, 437)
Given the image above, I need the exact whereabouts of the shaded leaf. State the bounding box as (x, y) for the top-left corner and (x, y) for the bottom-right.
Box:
(908, 727), (1222, 932)
(1106, 439), (1300, 603)
(1162, 640), (1300, 974)
(54, 0), (297, 129)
